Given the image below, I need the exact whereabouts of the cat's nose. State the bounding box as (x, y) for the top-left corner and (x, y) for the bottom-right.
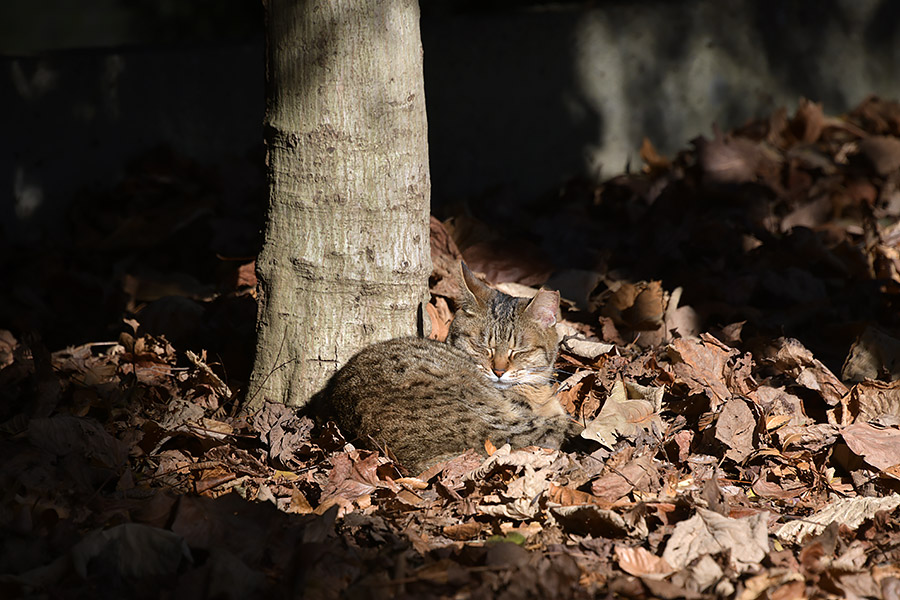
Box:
(492, 368), (506, 377)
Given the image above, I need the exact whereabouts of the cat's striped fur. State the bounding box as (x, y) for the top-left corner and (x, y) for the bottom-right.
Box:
(315, 263), (579, 473)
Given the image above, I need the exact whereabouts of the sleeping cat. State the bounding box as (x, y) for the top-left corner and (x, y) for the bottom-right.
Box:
(315, 263), (580, 473)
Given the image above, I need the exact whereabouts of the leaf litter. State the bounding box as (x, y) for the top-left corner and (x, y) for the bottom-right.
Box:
(5, 98), (900, 598)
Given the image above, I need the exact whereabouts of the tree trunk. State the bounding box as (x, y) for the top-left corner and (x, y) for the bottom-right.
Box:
(247, 0), (431, 410)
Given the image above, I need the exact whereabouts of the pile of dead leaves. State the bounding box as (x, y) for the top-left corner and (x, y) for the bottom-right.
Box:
(4, 321), (900, 598)
(5, 96), (900, 599)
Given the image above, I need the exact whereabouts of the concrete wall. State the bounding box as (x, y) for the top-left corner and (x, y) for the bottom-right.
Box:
(2, 1), (899, 238)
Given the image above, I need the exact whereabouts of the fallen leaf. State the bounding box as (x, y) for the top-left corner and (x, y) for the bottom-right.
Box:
(693, 127), (767, 184)
(0, 329), (17, 369)
(662, 508), (769, 574)
(615, 545), (674, 578)
(548, 483), (615, 509)
(668, 336), (735, 409)
(556, 370), (596, 415)
(551, 504), (636, 538)
(775, 494), (900, 543)
(764, 337), (848, 405)
(841, 423), (900, 470)
(560, 336), (614, 361)
(842, 327), (900, 384)
(845, 379), (900, 425)
(430, 216), (465, 299)
(640, 137), (672, 171)
(857, 136), (900, 176)
(591, 452), (658, 501)
(752, 386), (813, 428)
(751, 471), (808, 501)
(485, 438), (498, 456)
(774, 423), (840, 452)
(714, 397), (756, 463)
(737, 571), (806, 600)
(443, 521), (485, 541)
(426, 297), (452, 342)
(581, 380), (663, 449)
(776, 495), (900, 544)
(789, 98), (825, 143)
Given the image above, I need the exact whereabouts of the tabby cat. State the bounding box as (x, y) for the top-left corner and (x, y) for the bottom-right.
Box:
(315, 263), (580, 473)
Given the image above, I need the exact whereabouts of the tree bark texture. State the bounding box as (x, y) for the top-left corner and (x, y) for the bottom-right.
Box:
(248, 0), (431, 409)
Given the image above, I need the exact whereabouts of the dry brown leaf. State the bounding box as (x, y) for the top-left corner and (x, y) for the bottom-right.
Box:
(693, 128), (766, 184)
(442, 521), (484, 541)
(550, 504), (639, 538)
(28, 415), (128, 470)
(670, 430), (694, 462)
(581, 380), (663, 449)
(714, 397), (756, 463)
(318, 451), (394, 511)
(765, 337), (848, 406)
(235, 260), (257, 289)
(843, 327), (900, 383)
(640, 137), (672, 173)
(287, 488), (314, 515)
(599, 280), (668, 343)
(499, 521), (542, 540)
(623, 281), (666, 330)
(774, 423), (840, 452)
(851, 95), (900, 135)
(844, 379), (900, 425)
(776, 495), (900, 543)
(841, 423), (900, 470)
(780, 194), (833, 232)
(426, 297), (452, 342)
(662, 508), (769, 573)
(556, 370), (595, 415)
(560, 336), (614, 361)
(615, 545), (675, 578)
(664, 287), (701, 340)
(751, 472), (808, 501)
(548, 483), (615, 509)
(429, 216), (464, 299)
(738, 571), (806, 600)
(790, 98), (826, 144)
(753, 386), (813, 428)
(680, 555), (726, 595)
(766, 415), (793, 431)
(668, 336), (735, 409)
(479, 498), (541, 521)
(466, 446), (559, 481)
(591, 452), (657, 501)
(0, 329), (17, 369)
(857, 136), (900, 176)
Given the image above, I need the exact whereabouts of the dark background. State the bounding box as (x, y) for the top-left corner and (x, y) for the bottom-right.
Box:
(1, 0), (899, 363)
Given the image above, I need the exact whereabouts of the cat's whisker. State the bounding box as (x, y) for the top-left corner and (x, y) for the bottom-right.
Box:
(552, 367), (578, 377)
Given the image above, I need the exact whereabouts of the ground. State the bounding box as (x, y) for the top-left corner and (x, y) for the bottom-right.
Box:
(2, 97), (900, 598)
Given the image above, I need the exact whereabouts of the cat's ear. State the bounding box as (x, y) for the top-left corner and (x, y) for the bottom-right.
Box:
(459, 262), (493, 308)
(525, 289), (560, 328)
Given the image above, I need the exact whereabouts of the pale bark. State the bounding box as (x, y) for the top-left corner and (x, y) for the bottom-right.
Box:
(247, 0), (431, 409)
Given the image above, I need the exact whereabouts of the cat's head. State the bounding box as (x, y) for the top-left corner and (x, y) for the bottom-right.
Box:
(447, 262), (560, 388)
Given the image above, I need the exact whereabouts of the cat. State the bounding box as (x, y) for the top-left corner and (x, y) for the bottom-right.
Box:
(313, 262), (580, 473)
